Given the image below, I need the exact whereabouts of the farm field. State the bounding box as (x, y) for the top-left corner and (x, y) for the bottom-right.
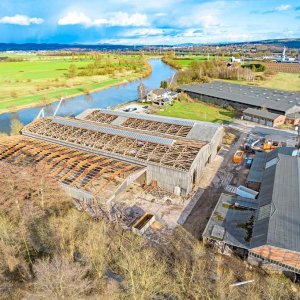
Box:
(220, 72), (300, 91)
(0, 53), (151, 112)
(173, 55), (230, 69)
(158, 100), (234, 123)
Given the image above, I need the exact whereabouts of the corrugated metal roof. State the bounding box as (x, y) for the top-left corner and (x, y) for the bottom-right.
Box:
(247, 152), (267, 183)
(250, 148), (300, 253)
(186, 123), (221, 142)
(243, 108), (282, 120)
(52, 118), (175, 146)
(180, 82), (300, 113)
(203, 193), (258, 249)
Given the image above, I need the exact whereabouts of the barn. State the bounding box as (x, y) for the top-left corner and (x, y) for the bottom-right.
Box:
(0, 109), (224, 209)
(179, 81), (300, 116)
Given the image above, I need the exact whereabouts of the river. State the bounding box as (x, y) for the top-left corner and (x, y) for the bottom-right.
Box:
(0, 58), (175, 133)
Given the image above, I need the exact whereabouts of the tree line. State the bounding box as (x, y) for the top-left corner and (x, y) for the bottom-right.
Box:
(0, 159), (297, 299)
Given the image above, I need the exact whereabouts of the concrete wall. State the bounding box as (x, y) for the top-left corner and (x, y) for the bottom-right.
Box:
(273, 115), (286, 127)
(146, 164), (191, 195)
(143, 126), (224, 195)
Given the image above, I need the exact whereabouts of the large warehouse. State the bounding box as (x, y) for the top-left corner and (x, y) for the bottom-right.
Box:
(179, 81), (300, 116)
(0, 109), (223, 206)
(203, 147), (300, 274)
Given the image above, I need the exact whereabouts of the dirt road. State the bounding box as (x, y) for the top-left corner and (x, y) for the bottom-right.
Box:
(183, 132), (247, 239)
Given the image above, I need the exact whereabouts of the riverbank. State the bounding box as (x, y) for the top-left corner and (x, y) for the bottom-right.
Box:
(0, 53), (153, 114)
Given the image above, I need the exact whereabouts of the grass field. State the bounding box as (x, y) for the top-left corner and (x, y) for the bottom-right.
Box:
(0, 53), (150, 112)
(158, 100), (234, 123)
(174, 55), (230, 69)
(220, 72), (300, 92)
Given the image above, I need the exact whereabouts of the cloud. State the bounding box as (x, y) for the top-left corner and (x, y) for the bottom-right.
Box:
(179, 13), (221, 28)
(123, 28), (163, 37)
(154, 13), (167, 17)
(58, 11), (149, 27)
(58, 12), (91, 26)
(0, 14), (44, 26)
(258, 4), (293, 14)
(276, 4), (292, 11)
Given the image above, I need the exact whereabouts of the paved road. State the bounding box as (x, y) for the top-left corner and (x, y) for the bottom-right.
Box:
(183, 132), (247, 239)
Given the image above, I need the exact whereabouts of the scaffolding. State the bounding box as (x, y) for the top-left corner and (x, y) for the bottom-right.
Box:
(0, 136), (143, 200)
(23, 118), (204, 171)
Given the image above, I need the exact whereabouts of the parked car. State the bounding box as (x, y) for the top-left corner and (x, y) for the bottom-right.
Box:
(123, 107), (137, 112)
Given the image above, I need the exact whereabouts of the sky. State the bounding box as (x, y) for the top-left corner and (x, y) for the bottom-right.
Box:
(0, 0), (299, 45)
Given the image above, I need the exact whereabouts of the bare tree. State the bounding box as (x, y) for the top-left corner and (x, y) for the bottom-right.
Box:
(78, 220), (108, 279)
(10, 118), (24, 135)
(27, 255), (93, 299)
(137, 83), (147, 100)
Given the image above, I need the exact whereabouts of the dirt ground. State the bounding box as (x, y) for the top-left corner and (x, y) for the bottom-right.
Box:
(115, 183), (194, 228)
(183, 131), (248, 239)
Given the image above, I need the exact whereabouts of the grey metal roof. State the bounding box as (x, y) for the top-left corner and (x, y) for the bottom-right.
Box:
(287, 112), (300, 119)
(250, 149), (300, 253)
(247, 152), (268, 183)
(243, 108), (282, 120)
(248, 148), (296, 184)
(186, 123), (221, 142)
(52, 118), (175, 146)
(203, 193), (259, 249)
(179, 81), (300, 113)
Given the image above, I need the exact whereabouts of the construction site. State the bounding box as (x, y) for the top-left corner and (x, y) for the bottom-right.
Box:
(0, 109), (224, 229)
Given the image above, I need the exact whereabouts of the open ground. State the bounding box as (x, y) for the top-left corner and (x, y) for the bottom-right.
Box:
(221, 72), (300, 92)
(158, 100), (235, 123)
(0, 53), (151, 113)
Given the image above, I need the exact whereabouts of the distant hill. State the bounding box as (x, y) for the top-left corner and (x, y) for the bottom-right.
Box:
(0, 43), (140, 51)
(217, 38), (300, 49)
(0, 38), (299, 51)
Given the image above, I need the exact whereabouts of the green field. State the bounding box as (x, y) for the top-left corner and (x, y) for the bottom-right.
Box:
(174, 55), (230, 69)
(158, 100), (234, 123)
(220, 72), (300, 92)
(0, 53), (150, 112)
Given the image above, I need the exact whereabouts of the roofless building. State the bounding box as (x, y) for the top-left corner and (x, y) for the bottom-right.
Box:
(0, 109), (223, 208)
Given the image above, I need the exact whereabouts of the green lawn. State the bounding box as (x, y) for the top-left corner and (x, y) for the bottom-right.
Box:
(158, 100), (234, 123)
(174, 55), (230, 69)
(0, 53), (150, 112)
(220, 72), (300, 92)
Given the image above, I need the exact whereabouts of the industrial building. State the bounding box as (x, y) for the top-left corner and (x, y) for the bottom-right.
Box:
(179, 81), (300, 116)
(242, 108), (286, 127)
(0, 109), (223, 210)
(203, 147), (300, 274)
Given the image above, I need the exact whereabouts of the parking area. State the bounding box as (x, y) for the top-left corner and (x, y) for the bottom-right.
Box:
(115, 103), (150, 114)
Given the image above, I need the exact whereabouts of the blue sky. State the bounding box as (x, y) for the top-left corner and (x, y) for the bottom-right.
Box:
(0, 0), (299, 45)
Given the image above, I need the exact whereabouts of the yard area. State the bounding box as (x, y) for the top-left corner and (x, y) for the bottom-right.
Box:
(0, 53), (150, 112)
(158, 100), (235, 123)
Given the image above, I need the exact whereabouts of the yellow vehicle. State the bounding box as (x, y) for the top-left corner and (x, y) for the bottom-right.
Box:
(232, 150), (244, 163)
